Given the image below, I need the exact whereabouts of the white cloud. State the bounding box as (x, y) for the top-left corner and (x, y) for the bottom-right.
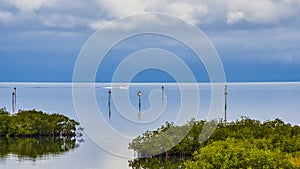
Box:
(93, 0), (300, 26)
(160, 1), (208, 24)
(88, 13), (165, 31)
(89, 19), (140, 31)
(89, 20), (111, 30)
(226, 0), (299, 24)
(5, 0), (58, 12)
(1, 0), (97, 29)
(227, 11), (244, 24)
(0, 11), (12, 23)
(97, 0), (148, 17)
(1, 0), (299, 30)
(95, 0), (209, 24)
(227, 0), (278, 24)
(41, 14), (81, 28)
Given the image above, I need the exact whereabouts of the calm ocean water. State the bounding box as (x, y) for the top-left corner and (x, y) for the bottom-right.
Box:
(0, 82), (300, 169)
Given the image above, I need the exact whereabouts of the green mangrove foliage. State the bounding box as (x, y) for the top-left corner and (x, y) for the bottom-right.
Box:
(129, 121), (194, 158)
(0, 108), (81, 137)
(129, 117), (300, 168)
(184, 138), (294, 169)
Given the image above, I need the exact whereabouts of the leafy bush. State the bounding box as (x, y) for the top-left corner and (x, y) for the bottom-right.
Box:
(0, 109), (80, 137)
(184, 138), (293, 169)
(129, 117), (300, 168)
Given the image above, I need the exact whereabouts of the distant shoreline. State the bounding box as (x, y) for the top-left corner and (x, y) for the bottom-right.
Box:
(1, 81), (300, 86)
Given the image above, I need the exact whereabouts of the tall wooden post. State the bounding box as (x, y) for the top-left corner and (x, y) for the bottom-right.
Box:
(224, 85), (227, 125)
(161, 85), (164, 106)
(108, 89), (111, 119)
(138, 90), (142, 119)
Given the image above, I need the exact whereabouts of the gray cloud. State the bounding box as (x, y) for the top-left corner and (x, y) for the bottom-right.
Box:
(1, 0), (299, 30)
(0, 0), (299, 67)
(226, 0), (299, 24)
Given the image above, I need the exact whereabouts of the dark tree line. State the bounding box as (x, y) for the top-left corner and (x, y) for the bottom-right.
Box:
(129, 116), (300, 168)
(0, 108), (81, 138)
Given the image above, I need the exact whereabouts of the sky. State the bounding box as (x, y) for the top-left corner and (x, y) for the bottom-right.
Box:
(0, 0), (300, 82)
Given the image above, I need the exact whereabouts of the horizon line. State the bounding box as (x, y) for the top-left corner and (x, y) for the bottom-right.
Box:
(1, 81), (300, 85)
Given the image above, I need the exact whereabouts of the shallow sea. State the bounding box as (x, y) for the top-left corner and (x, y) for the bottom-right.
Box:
(0, 82), (299, 169)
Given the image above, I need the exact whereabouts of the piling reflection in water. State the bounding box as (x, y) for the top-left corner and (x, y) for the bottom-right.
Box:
(137, 90), (142, 120)
(108, 89), (112, 119)
(0, 137), (83, 160)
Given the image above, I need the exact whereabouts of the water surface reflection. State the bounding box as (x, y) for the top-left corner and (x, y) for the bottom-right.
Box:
(129, 156), (191, 169)
(0, 137), (82, 160)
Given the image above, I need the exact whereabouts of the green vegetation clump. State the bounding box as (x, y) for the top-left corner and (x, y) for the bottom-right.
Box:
(0, 108), (81, 138)
(184, 138), (293, 169)
(129, 117), (300, 168)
